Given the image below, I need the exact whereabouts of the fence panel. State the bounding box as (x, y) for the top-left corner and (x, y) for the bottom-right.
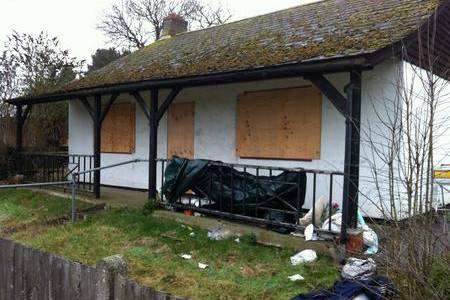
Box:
(0, 153), (95, 194)
(0, 238), (184, 300)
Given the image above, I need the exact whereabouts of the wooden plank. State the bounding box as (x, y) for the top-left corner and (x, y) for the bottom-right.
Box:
(0, 239), (15, 300)
(13, 243), (24, 300)
(36, 251), (49, 300)
(101, 103), (136, 154)
(114, 274), (126, 300)
(95, 267), (110, 300)
(0, 239), (6, 299)
(0, 239), (189, 300)
(68, 262), (82, 300)
(236, 86), (322, 160)
(167, 102), (195, 159)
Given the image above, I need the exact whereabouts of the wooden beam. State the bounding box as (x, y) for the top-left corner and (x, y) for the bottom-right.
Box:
(340, 70), (362, 242)
(79, 97), (95, 120)
(8, 56), (370, 105)
(148, 89), (159, 200)
(305, 75), (347, 116)
(157, 87), (182, 122)
(22, 105), (33, 122)
(15, 105), (24, 154)
(99, 93), (119, 124)
(93, 95), (102, 199)
(131, 91), (150, 120)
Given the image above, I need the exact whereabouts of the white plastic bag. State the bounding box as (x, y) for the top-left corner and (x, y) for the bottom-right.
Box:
(341, 257), (377, 280)
(198, 262), (208, 269)
(181, 254), (192, 260)
(207, 227), (232, 241)
(288, 274), (305, 281)
(290, 249), (317, 265)
(321, 213), (342, 233)
(362, 225), (379, 254)
(304, 224), (318, 241)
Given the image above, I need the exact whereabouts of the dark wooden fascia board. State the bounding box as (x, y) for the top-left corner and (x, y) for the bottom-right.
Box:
(6, 56), (370, 105)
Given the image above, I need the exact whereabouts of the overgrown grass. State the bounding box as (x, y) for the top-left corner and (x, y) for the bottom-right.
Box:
(0, 189), (93, 229)
(3, 190), (339, 299)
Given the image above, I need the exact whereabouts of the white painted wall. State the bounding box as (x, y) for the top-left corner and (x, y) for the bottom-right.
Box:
(69, 61), (402, 218)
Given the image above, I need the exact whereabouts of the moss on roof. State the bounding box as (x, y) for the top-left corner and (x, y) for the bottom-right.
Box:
(39, 0), (443, 96)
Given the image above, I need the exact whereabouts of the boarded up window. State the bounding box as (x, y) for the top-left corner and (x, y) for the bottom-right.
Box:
(101, 103), (136, 153)
(167, 102), (195, 158)
(236, 86), (322, 160)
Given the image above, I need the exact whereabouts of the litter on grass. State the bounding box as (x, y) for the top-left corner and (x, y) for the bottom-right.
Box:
(300, 196), (379, 254)
(198, 262), (208, 269)
(341, 257), (377, 280)
(290, 249), (317, 265)
(207, 227), (232, 241)
(234, 237), (240, 243)
(288, 274), (305, 281)
(181, 254), (192, 260)
(189, 232), (196, 237)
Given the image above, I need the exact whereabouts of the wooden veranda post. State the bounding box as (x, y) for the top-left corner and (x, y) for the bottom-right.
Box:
(15, 105), (23, 154)
(306, 71), (361, 243)
(15, 104), (32, 173)
(93, 95), (102, 198)
(148, 89), (159, 199)
(131, 87), (181, 200)
(79, 94), (118, 199)
(341, 70), (362, 240)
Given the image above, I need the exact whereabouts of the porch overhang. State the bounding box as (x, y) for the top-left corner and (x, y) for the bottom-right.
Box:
(6, 55), (372, 106)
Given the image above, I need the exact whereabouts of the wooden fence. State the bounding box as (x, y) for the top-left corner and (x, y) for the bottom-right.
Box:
(0, 238), (184, 300)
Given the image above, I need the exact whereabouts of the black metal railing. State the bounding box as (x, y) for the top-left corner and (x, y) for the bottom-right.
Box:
(13, 153), (94, 193)
(157, 158), (344, 233)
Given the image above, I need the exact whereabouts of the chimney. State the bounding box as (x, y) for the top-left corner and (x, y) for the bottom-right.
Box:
(161, 13), (188, 38)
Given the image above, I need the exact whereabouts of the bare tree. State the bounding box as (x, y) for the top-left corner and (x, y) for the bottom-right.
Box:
(98, 0), (232, 49)
(190, 1), (232, 28)
(0, 48), (21, 117)
(358, 11), (449, 299)
(0, 31), (84, 151)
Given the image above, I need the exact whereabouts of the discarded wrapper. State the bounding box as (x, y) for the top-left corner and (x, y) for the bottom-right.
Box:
(288, 274), (305, 281)
(290, 249), (317, 265)
(198, 262), (208, 269)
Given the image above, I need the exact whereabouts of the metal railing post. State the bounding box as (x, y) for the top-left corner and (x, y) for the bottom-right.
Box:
(71, 174), (77, 223)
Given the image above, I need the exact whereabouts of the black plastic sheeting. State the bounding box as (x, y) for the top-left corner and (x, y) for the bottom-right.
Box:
(291, 276), (396, 300)
(162, 157), (306, 225)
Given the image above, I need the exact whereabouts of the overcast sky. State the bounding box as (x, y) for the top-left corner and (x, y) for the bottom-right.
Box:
(0, 0), (318, 63)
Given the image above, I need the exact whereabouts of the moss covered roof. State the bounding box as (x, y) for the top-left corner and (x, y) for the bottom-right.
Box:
(34, 0), (443, 96)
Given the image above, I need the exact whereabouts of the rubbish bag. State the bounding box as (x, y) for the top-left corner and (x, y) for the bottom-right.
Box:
(162, 157), (307, 224)
(291, 276), (396, 300)
(341, 257), (377, 280)
(290, 249), (317, 265)
(321, 212), (379, 254)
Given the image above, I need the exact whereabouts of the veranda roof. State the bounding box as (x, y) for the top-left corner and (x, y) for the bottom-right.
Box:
(8, 0), (445, 103)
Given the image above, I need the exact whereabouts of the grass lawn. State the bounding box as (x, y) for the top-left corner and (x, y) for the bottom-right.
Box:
(0, 189), (94, 229)
(1, 190), (339, 300)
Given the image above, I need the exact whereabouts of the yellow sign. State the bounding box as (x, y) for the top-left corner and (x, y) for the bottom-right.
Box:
(435, 170), (450, 179)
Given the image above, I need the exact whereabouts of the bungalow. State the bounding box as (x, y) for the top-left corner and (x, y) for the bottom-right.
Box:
(6, 0), (450, 236)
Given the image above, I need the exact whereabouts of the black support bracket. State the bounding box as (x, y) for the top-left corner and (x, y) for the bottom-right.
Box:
(131, 87), (183, 123)
(80, 94), (119, 125)
(305, 75), (347, 116)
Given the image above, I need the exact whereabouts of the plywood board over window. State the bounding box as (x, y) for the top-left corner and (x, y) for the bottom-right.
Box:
(167, 102), (195, 159)
(236, 86), (322, 160)
(101, 103), (136, 154)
